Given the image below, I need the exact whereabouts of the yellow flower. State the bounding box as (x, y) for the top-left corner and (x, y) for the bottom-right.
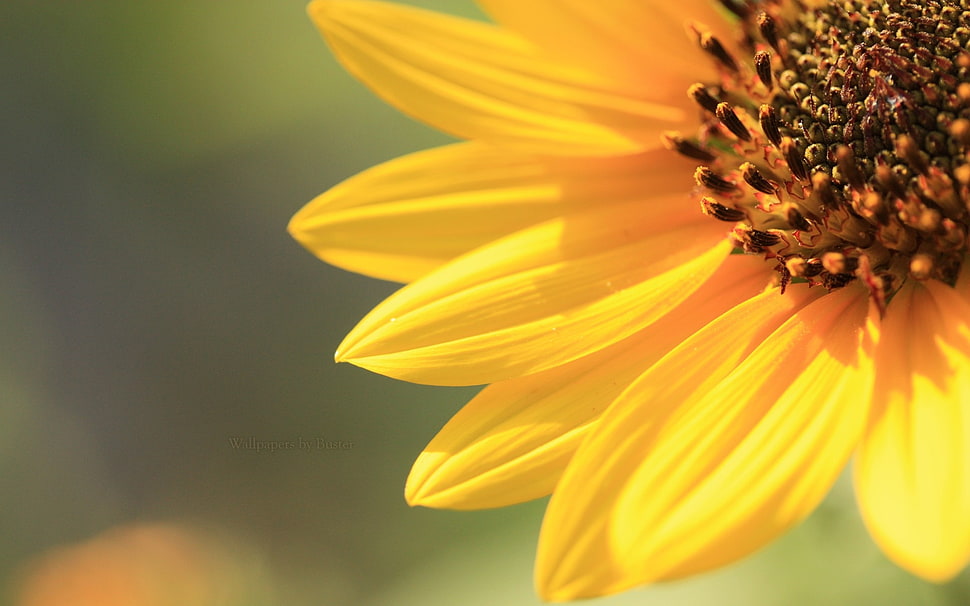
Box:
(290, 0), (970, 600)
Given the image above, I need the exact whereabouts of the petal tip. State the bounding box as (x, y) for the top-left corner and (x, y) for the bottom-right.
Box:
(307, 0), (365, 36)
(403, 486), (433, 509)
(286, 212), (311, 248)
(403, 470), (460, 510)
(533, 542), (604, 603)
(403, 464), (429, 507)
(917, 564), (968, 585)
(883, 546), (970, 586)
(334, 337), (370, 364)
(334, 330), (363, 363)
(534, 571), (596, 604)
(306, 0), (338, 21)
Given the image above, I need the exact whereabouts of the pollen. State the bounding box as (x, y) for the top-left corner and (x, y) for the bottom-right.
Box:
(674, 0), (970, 301)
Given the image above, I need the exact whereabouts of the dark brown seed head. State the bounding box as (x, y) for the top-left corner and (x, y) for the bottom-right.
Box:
(683, 0), (970, 293)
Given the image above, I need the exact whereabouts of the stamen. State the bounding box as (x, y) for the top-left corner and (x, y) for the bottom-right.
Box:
(700, 197), (746, 222)
(812, 172), (838, 209)
(734, 225), (781, 252)
(802, 258), (824, 278)
(786, 205), (811, 231)
(895, 134), (929, 176)
(949, 119), (970, 148)
(910, 253), (934, 280)
(780, 137), (808, 181)
(875, 165), (905, 200)
(756, 12), (780, 53)
(758, 104), (782, 146)
(746, 227), (781, 247)
(754, 51), (773, 88)
(698, 32), (739, 73)
(958, 82), (970, 103)
(717, 0), (752, 19)
(662, 132), (717, 161)
(823, 272), (855, 290)
(785, 255), (808, 277)
(915, 207), (942, 233)
(821, 251), (857, 275)
(741, 162), (777, 194)
(834, 146), (865, 191)
(716, 102), (752, 141)
(694, 166), (738, 193)
(688, 83), (720, 113)
(857, 191), (890, 225)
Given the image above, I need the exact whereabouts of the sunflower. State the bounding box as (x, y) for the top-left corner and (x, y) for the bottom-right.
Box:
(289, 0), (970, 601)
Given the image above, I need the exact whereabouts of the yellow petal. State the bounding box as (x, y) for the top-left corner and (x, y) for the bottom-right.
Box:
(406, 255), (773, 509)
(476, 0), (739, 105)
(537, 285), (876, 601)
(309, 0), (687, 156)
(337, 199), (730, 386)
(289, 143), (698, 283)
(855, 280), (970, 582)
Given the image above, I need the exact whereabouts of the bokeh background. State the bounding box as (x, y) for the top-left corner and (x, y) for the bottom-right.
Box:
(2, 1), (970, 604)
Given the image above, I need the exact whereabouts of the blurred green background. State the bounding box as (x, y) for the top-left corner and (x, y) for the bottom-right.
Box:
(2, 1), (970, 604)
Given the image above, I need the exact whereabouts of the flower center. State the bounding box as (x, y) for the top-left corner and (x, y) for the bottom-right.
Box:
(671, 0), (970, 308)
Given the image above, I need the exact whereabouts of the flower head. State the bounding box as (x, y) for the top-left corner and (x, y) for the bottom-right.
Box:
(290, 0), (970, 600)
